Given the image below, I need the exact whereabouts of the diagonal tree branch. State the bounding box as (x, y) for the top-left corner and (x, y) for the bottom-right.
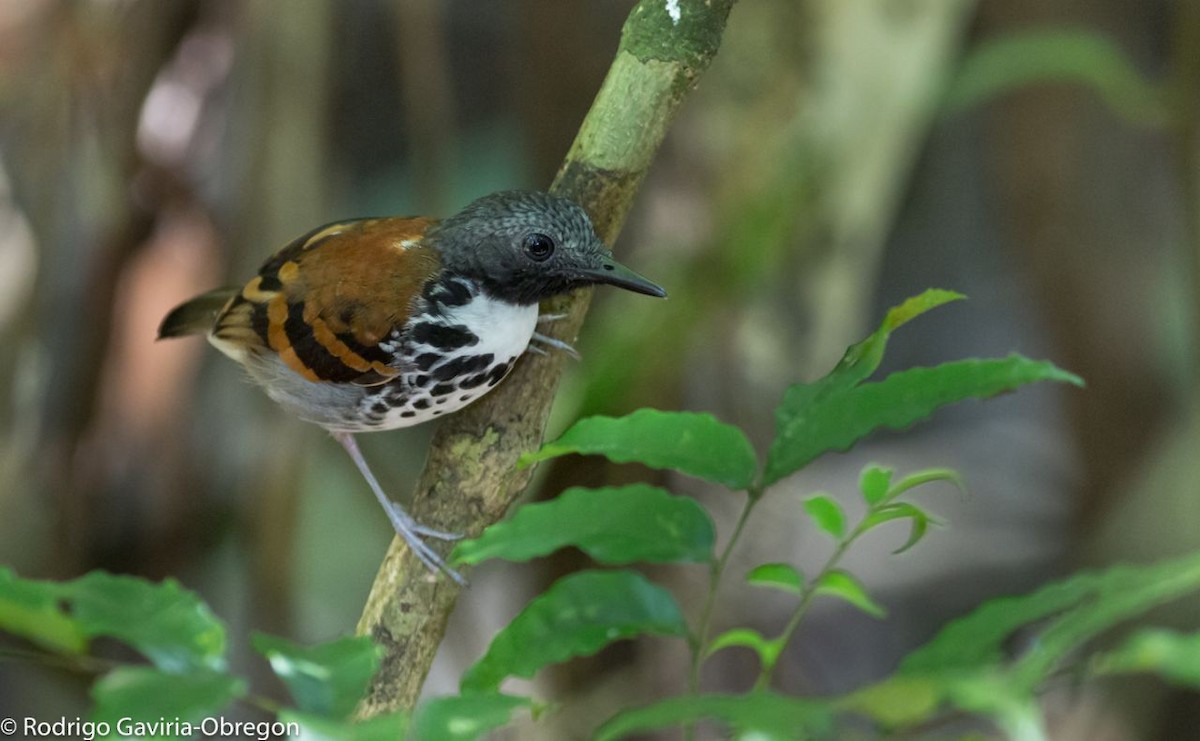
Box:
(355, 0), (737, 716)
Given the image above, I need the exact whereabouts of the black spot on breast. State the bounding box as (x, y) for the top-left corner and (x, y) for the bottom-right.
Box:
(411, 323), (478, 350)
(460, 373), (487, 389)
(413, 398), (430, 410)
(371, 401), (390, 415)
(414, 352), (441, 371)
(433, 409), (443, 416)
(432, 353), (495, 382)
(459, 394), (473, 402)
(430, 382), (455, 397)
(426, 278), (474, 309)
(485, 363), (511, 387)
(414, 374), (430, 387)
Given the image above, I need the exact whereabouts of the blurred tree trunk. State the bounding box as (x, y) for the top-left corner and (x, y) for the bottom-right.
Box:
(1, 0), (197, 574)
(980, 0), (1178, 525)
(514, 0), (632, 186)
(393, 0), (457, 214)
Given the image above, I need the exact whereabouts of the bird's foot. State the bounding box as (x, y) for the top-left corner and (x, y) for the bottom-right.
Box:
(529, 331), (580, 360)
(380, 501), (468, 586)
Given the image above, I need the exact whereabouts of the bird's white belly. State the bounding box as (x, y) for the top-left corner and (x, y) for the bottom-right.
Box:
(359, 296), (538, 431)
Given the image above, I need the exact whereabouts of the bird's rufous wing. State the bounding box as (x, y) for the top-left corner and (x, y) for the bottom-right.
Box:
(211, 217), (442, 385)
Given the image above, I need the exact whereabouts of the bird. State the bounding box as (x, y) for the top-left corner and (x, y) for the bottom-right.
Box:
(158, 190), (666, 584)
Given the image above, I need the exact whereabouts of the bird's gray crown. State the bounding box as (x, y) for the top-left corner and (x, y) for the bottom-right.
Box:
(429, 190), (666, 305)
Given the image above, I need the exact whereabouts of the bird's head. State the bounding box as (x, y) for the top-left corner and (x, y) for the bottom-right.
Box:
(431, 190), (666, 305)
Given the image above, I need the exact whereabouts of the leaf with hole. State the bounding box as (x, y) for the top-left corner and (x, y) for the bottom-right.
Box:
(452, 485), (714, 566)
(460, 570), (686, 693)
(519, 409), (757, 490)
(0, 568), (86, 654)
(253, 633), (381, 719)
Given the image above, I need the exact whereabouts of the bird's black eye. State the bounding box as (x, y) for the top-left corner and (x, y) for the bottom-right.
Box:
(522, 233), (556, 262)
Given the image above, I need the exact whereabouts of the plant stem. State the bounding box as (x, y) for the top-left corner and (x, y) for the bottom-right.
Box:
(756, 526), (860, 689)
(688, 489), (760, 696)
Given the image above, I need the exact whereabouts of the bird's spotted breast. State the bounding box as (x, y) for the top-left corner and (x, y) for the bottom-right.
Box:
(341, 280), (537, 431)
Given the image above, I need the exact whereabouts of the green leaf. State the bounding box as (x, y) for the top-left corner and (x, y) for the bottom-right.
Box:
(452, 485), (715, 566)
(902, 551), (1200, 692)
(0, 567), (86, 654)
(815, 570), (886, 618)
(803, 494), (846, 540)
(840, 290), (966, 384)
(91, 667), (244, 735)
(846, 668), (1046, 731)
(746, 563), (804, 594)
(838, 675), (943, 728)
(886, 467), (967, 502)
(596, 692), (833, 740)
(64, 572), (227, 673)
(279, 710), (409, 741)
(944, 30), (1170, 126)
(765, 291), (964, 490)
(859, 503), (938, 555)
(858, 466), (893, 506)
(1093, 629), (1200, 688)
(706, 628), (779, 666)
(411, 694), (533, 741)
(460, 570), (687, 693)
(253, 633), (381, 719)
(765, 355), (1082, 487)
(847, 549), (1200, 733)
(519, 409), (758, 490)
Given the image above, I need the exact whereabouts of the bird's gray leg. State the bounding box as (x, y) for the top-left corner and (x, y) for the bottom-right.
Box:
(331, 431), (467, 586)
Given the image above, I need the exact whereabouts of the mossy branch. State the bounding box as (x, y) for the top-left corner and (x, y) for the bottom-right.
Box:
(354, 0), (736, 716)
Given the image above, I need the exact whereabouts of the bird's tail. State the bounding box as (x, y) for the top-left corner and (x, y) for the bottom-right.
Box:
(157, 287), (239, 339)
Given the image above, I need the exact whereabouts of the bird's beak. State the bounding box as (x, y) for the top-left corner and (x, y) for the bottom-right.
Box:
(582, 258), (667, 298)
